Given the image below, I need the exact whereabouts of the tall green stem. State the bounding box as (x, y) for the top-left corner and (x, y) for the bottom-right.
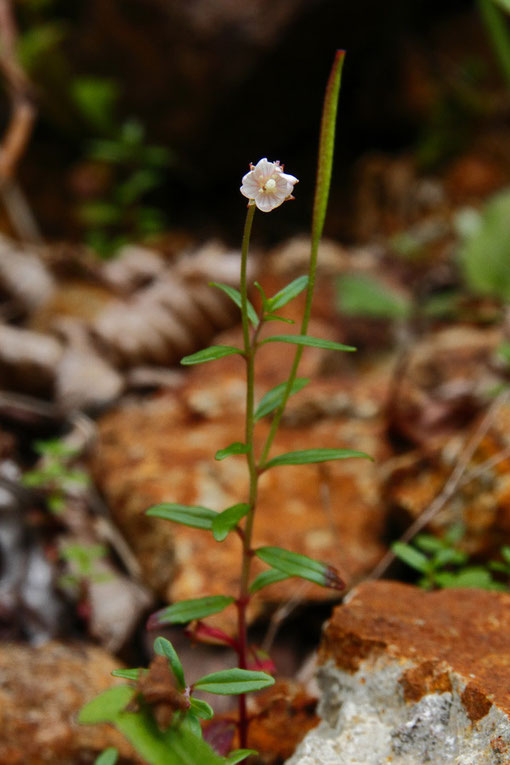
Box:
(259, 51), (345, 466)
(236, 202), (257, 748)
(479, 0), (510, 92)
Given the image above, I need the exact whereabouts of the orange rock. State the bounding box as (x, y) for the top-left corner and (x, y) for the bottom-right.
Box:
(0, 641), (137, 764)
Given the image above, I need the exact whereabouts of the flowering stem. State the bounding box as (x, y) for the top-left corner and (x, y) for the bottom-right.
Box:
(237, 202), (257, 748)
(259, 51), (345, 466)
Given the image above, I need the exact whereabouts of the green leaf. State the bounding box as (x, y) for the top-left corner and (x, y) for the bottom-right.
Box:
(312, 50), (345, 250)
(150, 596), (235, 625)
(392, 542), (429, 574)
(154, 637), (185, 690)
(215, 442), (249, 461)
(255, 546), (344, 589)
(212, 503), (249, 542)
(82, 688), (223, 764)
(194, 669), (275, 695)
(267, 276), (309, 311)
(254, 378), (309, 422)
(502, 545), (510, 564)
(94, 747), (118, 765)
(79, 686), (136, 724)
(111, 668), (143, 682)
(336, 274), (411, 319)
(493, 0), (510, 14)
(210, 282), (259, 327)
(435, 567), (507, 591)
(225, 750), (258, 764)
(263, 448), (372, 469)
(181, 346), (243, 365)
(434, 548), (468, 568)
(414, 535), (444, 554)
(263, 314), (295, 324)
(254, 282), (270, 312)
(457, 188), (510, 302)
(146, 504), (217, 531)
(260, 334), (355, 352)
(189, 697), (214, 720)
(249, 568), (289, 594)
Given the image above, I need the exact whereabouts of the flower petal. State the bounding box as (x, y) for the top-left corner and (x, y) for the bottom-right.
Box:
(255, 192), (280, 212)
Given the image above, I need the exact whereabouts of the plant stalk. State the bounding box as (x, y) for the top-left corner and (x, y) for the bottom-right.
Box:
(236, 202), (258, 748)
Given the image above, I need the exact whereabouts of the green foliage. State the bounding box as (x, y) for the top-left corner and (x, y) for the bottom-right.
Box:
(79, 685), (224, 765)
(248, 568), (289, 594)
(393, 527), (507, 591)
(255, 546), (344, 589)
(180, 345), (244, 365)
(210, 283), (259, 327)
(215, 443), (249, 461)
(147, 503), (217, 530)
(194, 669), (275, 695)
(492, 0), (510, 12)
(260, 334), (355, 352)
(154, 637), (186, 690)
(150, 596), (235, 625)
(94, 748), (118, 765)
(254, 378), (309, 421)
(212, 504), (250, 542)
(457, 187), (510, 302)
(58, 542), (110, 593)
(336, 273), (411, 320)
(263, 448), (372, 469)
(77, 118), (172, 258)
(22, 438), (90, 515)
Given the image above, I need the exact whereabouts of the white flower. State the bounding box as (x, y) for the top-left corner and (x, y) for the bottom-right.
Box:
(240, 158), (298, 212)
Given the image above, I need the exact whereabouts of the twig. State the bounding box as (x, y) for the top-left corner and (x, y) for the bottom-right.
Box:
(368, 389), (510, 581)
(0, 0), (41, 242)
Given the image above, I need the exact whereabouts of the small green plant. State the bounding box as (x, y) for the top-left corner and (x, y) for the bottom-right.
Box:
(81, 51), (373, 763)
(77, 114), (172, 258)
(22, 438), (89, 514)
(58, 542), (110, 596)
(393, 525), (507, 591)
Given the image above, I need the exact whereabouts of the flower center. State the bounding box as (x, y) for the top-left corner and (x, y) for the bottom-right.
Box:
(264, 178), (277, 191)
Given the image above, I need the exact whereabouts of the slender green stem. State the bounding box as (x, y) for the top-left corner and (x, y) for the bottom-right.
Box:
(479, 0), (510, 92)
(237, 202), (257, 748)
(259, 51), (345, 466)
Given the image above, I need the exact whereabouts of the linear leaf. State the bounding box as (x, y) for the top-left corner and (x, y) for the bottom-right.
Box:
(181, 345), (243, 365)
(312, 50), (345, 249)
(79, 686), (136, 724)
(260, 334), (355, 352)
(189, 697), (214, 720)
(212, 503), (250, 542)
(154, 637), (185, 690)
(215, 442), (249, 461)
(255, 546), (344, 589)
(264, 448), (372, 469)
(267, 276), (309, 311)
(194, 668), (275, 695)
(392, 542), (429, 573)
(225, 750), (258, 764)
(94, 748), (118, 765)
(111, 668), (143, 681)
(210, 282), (259, 327)
(148, 596), (235, 627)
(249, 568), (289, 594)
(146, 504), (217, 531)
(254, 377), (309, 422)
(263, 314), (295, 324)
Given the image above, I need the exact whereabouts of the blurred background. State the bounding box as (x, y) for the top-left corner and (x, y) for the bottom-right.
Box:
(3, 1), (510, 762)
